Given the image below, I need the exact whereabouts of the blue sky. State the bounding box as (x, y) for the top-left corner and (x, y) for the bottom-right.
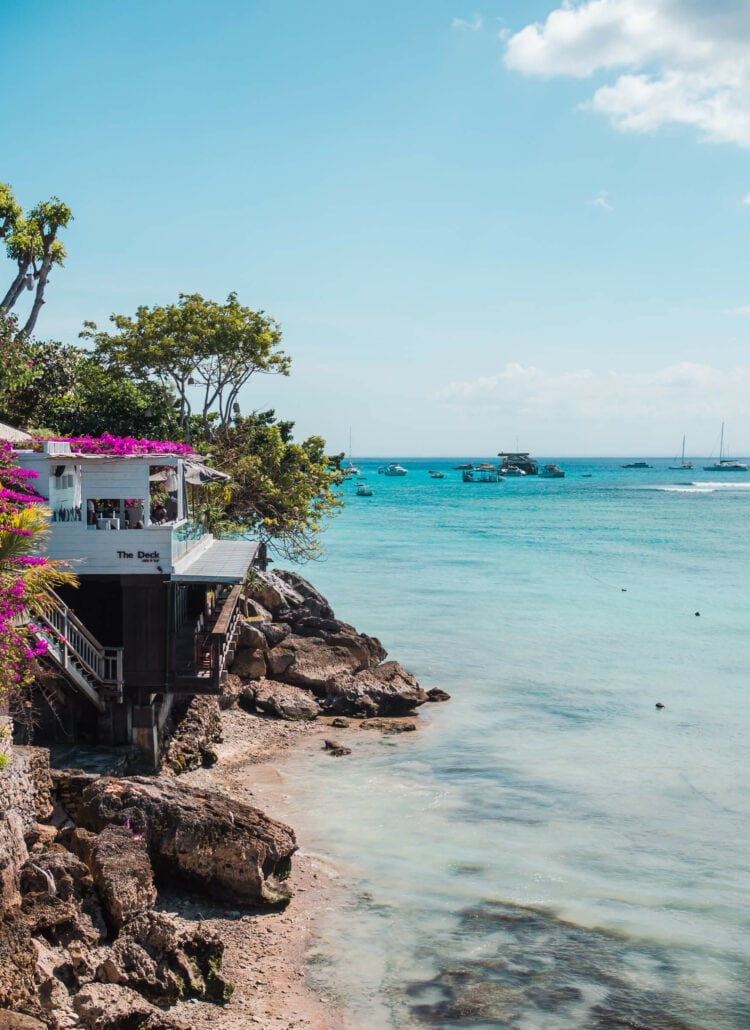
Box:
(4, 0), (750, 456)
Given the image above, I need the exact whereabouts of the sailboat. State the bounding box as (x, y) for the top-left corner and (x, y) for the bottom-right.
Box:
(703, 423), (749, 472)
(343, 429), (361, 477)
(669, 436), (693, 470)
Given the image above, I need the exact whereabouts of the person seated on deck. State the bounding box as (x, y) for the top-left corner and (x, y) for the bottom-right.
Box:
(151, 501), (167, 524)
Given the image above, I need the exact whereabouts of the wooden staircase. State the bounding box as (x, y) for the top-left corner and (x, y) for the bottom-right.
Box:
(31, 592), (124, 713)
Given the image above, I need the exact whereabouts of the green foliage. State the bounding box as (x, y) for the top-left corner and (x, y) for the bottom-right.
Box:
(82, 293), (290, 441)
(207, 410), (344, 562)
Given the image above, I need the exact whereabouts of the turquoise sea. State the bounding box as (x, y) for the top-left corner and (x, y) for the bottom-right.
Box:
(273, 458), (750, 1029)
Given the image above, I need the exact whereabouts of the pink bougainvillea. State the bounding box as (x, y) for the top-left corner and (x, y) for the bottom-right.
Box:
(0, 440), (51, 703)
(39, 434), (194, 457)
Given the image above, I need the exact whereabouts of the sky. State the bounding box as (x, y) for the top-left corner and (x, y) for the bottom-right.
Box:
(4, 0), (750, 457)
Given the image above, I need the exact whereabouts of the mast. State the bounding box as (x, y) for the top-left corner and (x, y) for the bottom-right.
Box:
(720, 422), (725, 464)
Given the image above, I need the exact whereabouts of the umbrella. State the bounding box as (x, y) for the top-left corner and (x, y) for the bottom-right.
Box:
(184, 460), (231, 485)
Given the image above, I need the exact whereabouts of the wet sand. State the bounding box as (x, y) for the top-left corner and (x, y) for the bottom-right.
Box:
(169, 709), (351, 1030)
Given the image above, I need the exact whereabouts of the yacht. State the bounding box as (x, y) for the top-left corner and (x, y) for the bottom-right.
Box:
(621, 461), (652, 469)
(383, 463), (408, 476)
(539, 464), (565, 478)
(669, 435), (693, 470)
(703, 424), (748, 472)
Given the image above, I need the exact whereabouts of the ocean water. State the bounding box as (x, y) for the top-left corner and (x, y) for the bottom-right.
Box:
(272, 458), (750, 1029)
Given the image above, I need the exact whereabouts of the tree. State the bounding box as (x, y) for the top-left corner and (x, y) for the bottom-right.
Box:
(1, 184), (73, 335)
(82, 293), (290, 442)
(207, 410), (344, 562)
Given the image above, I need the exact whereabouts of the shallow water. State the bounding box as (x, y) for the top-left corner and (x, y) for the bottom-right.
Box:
(273, 458), (750, 1029)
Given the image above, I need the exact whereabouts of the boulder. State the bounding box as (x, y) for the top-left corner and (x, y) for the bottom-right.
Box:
(69, 826), (156, 931)
(326, 661), (428, 717)
(0, 1012), (47, 1029)
(267, 634), (381, 693)
(242, 598), (272, 622)
(163, 697), (222, 775)
(427, 687), (451, 703)
(73, 982), (188, 1029)
(229, 650), (267, 680)
(66, 774), (297, 906)
(244, 572), (298, 617)
(237, 620), (268, 651)
(253, 680), (321, 722)
(258, 621), (291, 648)
(219, 674), (256, 712)
(360, 719), (417, 734)
(0, 916), (40, 1018)
(274, 570), (336, 621)
(323, 740), (352, 757)
(98, 910), (231, 1005)
(292, 619), (388, 665)
(20, 847), (106, 940)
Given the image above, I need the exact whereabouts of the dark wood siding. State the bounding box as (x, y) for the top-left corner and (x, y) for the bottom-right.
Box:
(121, 577), (171, 688)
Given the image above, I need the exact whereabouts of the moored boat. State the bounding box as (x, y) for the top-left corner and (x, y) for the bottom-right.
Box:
(669, 435), (693, 470)
(428, 470), (444, 479)
(498, 451), (538, 475)
(539, 464), (565, 478)
(383, 463), (408, 476)
(621, 461), (652, 468)
(703, 424), (748, 471)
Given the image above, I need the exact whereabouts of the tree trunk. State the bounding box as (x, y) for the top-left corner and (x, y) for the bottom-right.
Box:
(21, 250), (52, 335)
(1, 261), (30, 314)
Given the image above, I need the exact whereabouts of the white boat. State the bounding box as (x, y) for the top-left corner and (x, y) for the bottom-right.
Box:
(502, 465), (525, 477)
(356, 482), (373, 496)
(670, 436), (693, 470)
(383, 463), (408, 476)
(428, 470), (444, 479)
(343, 429), (360, 476)
(703, 424), (748, 472)
(539, 464), (565, 478)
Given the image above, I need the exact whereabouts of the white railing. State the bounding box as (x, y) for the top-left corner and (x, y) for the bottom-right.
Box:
(34, 592), (124, 705)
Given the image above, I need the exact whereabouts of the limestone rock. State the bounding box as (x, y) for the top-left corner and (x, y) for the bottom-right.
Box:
(229, 649), (267, 680)
(73, 982), (188, 1029)
(0, 812), (27, 915)
(253, 680), (321, 722)
(268, 634), (380, 693)
(163, 697), (222, 775)
(292, 617), (388, 666)
(0, 916), (40, 1017)
(323, 740), (352, 757)
(20, 847), (106, 940)
(70, 826), (156, 931)
(237, 620), (268, 651)
(274, 570), (336, 621)
(19, 892), (102, 948)
(360, 719), (417, 733)
(242, 598), (272, 622)
(0, 1012), (48, 1029)
(326, 661), (428, 717)
(258, 620), (291, 647)
(427, 687), (451, 702)
(67, 774), (297, 906)
(219, 674), (256, 712)
(98, 911), (231, 1005)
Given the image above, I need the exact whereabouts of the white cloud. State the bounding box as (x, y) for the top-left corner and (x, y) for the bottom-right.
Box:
(592, 189), (613, 210)
(438, 361), (750, 421)
(452, 14), (483, 32)
(503, 1), (750, 147)
(743, 192), (750, 205)
(723, 305), (750, 315)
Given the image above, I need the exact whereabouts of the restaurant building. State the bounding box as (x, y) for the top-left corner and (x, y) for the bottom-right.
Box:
(13, 438), (261, 765)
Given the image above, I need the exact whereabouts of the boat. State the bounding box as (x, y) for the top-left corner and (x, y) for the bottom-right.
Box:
(703, 423), (749, 472)
(453, 463), (474, 470)
(502, 465), (525, 477)
(621, 461), (652, 468)
(498, 451), (538, 475)
(356, 482), (373, 496)
(539, 464), (565, 478)
(670, 436), (693, 470)
(343, 430), (360, 476)
(462, 467), (502, 483)
(383, 463), (408, 476)
(428, 470), (444, 479)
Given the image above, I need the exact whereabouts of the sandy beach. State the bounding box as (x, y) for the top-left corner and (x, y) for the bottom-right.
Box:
(167, 708), (354, 1030)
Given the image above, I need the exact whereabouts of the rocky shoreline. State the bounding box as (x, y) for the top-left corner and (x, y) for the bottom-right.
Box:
(0, 571), (448, 1028)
